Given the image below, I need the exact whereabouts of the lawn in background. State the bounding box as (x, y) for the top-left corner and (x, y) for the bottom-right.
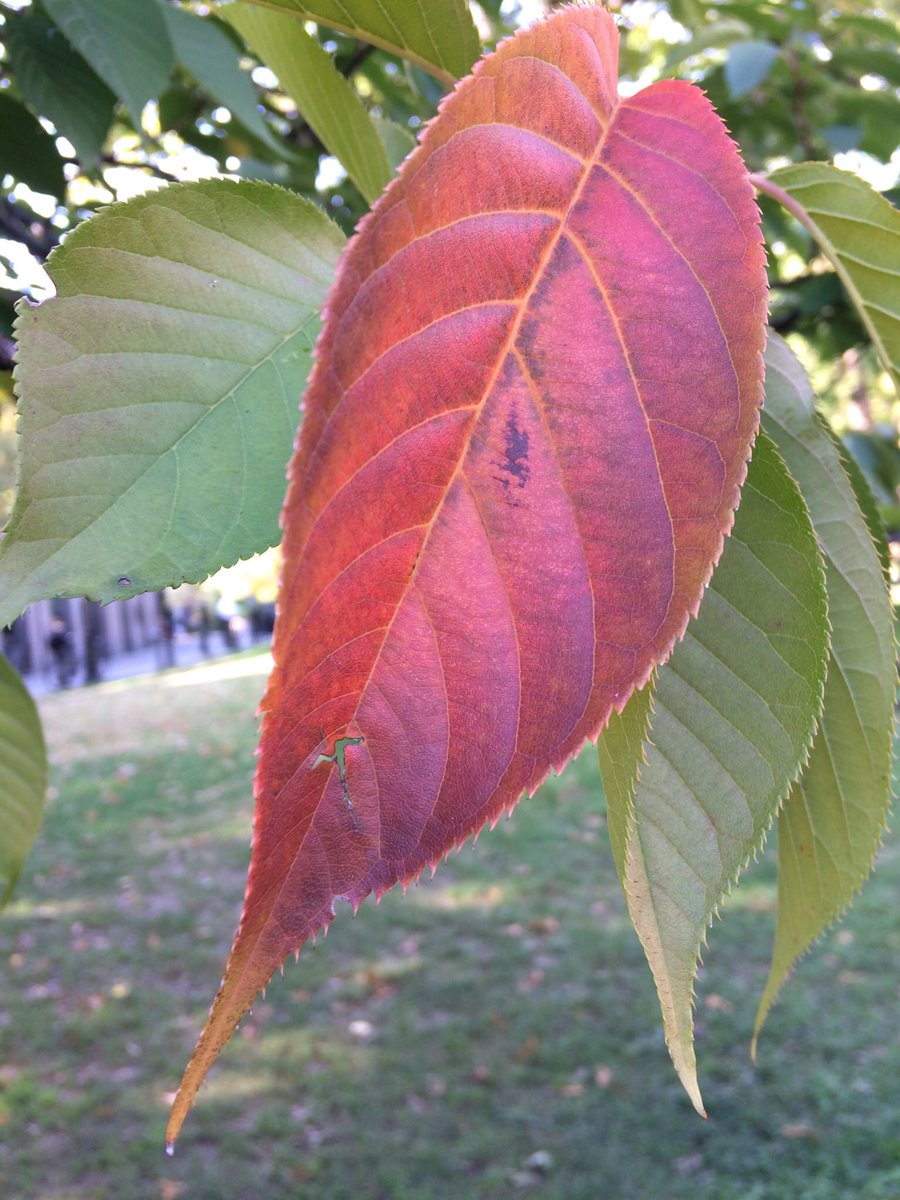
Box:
(1, 651), (898, 1200)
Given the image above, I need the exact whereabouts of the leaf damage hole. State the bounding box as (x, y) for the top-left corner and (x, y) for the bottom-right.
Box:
(312, 736), (366, 825)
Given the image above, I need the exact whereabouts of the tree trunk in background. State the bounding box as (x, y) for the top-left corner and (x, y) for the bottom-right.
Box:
(81, 598), (104, 684)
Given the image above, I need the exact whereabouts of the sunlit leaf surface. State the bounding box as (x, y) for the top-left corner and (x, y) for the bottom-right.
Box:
(1, 180), (344, 627)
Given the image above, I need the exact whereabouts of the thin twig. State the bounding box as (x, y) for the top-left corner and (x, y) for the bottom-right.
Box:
(100, 154), (181, 184)
(341, 41), (376, 78)
(0, 199), (58, 261)
(784, 47), (819, 160)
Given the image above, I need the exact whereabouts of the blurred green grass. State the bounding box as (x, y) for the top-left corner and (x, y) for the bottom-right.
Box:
(0, 651), (897, 1200)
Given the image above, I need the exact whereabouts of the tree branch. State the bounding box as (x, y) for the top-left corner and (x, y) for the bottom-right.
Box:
(341, 41), (376, 78)
(784, 47), (820, 160)
(0, 199), (58, 261)
(0, 332), (16, 373)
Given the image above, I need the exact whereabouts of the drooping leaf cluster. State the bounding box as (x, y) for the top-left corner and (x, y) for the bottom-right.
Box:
(0, 0), (896, 1149)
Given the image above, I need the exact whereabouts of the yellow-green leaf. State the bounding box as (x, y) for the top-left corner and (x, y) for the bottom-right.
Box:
(755, 163), (900, 394)
(0, 657), (47, 907)
(220, 0), (480, 82)
(223, 3), (392, 205)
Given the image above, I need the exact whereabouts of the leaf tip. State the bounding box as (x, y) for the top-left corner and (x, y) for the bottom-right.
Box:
(750, 985), (776, 1064)
(676, 1060), (706, 1119)
(165, 973), (255, 1148)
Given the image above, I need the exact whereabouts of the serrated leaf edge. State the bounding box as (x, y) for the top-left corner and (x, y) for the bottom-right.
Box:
(751, 346), (897, 1046)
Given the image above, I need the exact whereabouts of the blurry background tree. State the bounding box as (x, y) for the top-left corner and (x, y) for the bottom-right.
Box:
(0, 0), (897, 534)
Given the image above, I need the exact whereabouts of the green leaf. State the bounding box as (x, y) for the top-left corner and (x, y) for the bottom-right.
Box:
(599, 680), (653, 879)
(753, 334), (896, 1047)
(160, 6), (284, 157)
(0, 179), (344, 628)
(222, 3), (391, 205)
(830, 46), (900, 89)
(373, 114), (416, 173)
(843, 429), (900, 508)
(0, 656), (47, 908)
(221, 0), (480, 82)
(833, 86), (900, 163)
(760, 164), (900, 396)
(599, 431), (829, 1113)
(831, 12), (900, 45)
(832, 432), (892, 579)
(0, 93), (67, 200)
(3, 3), (116, 168)
(712, 3), (786, 39)
(41, 0), (174, 128)
(724, 39), (780, 98)
(663, 20), (751, 71)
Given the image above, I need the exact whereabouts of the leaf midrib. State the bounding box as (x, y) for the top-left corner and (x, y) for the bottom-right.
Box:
(251, 65), (626, 951)
(272, 83), (748, 901)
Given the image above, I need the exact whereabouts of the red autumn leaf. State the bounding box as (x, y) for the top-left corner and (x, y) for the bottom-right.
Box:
(167, 5), (766, 1142)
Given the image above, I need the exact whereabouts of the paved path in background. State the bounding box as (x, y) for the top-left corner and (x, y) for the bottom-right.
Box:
(26, 632), (263, 697)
